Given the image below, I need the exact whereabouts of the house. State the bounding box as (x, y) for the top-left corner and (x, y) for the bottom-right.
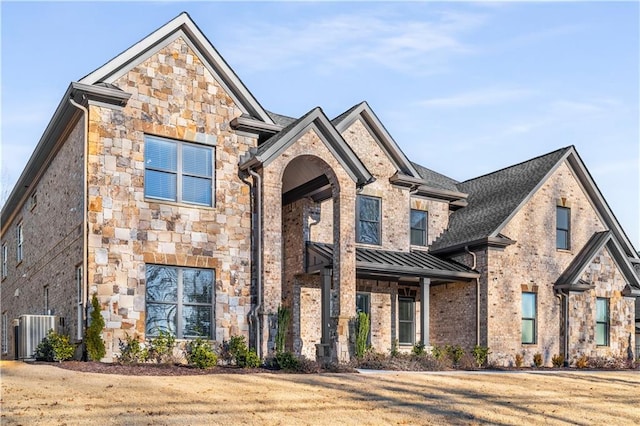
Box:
(1, 12), (638, 366)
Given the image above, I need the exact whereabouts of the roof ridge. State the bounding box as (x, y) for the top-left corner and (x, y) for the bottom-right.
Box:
(460, 146), (573, 184)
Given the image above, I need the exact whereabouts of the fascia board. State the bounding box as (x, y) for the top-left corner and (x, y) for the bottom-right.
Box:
(390, 173), (468, 200)
(606, 238), (640, 289)
(335, 103), (419, 178)
(79, 13), (274, 124)
(490, 149), (571, 240)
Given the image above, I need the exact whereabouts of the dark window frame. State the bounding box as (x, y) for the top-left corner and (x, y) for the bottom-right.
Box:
(556, 206), (571, 250)
(410, 209), (428, 246)
(356, 195), (382, 245)
(144, 135), (215, 207)
(521, 292), (537, 344)
(398, 297), (415, 346)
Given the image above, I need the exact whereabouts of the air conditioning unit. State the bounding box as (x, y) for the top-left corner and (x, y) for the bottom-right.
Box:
(18, 315), (58, 360)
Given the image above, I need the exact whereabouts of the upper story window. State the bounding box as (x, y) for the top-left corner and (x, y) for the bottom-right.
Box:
(595, 297), (609, 346)
(145, 264), (214, 339)
(556, 206), (570, 250)
(356, 195), (381, 245)
(410, 209), (427, 246)
(16, 223), (23, 263)
(1, 243), (7, 279)
(144, 135), (214, 207)
(521, 292), (537, 344)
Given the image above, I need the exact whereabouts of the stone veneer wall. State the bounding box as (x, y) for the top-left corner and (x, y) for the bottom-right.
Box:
(86, 37), (256, 361)
(340, 119), (410, 252)
(486, 161), (607, 366)
(0, 119), (84, 359)
(567, 246), (635, 360)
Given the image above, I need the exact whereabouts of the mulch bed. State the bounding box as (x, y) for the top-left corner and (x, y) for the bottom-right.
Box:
(33, 361), (277, 376)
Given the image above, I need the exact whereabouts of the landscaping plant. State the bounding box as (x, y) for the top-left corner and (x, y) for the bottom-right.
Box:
(533, 352), (543, 367)
(275, 305), (290, 354)
(185, 337), (218, 369)
(117, 334), (148, 364)
(471, 345), (491, 367)
(35, 329), (75, 362)
(551, 354), (565, 368)
(86, 294), (106, 361)
(355, 311), (370, 358)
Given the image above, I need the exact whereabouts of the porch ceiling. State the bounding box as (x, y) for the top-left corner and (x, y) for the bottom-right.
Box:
(307, 242), (479, 281)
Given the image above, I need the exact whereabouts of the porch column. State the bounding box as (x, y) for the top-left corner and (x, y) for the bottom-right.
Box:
(420, 278), (430, 346)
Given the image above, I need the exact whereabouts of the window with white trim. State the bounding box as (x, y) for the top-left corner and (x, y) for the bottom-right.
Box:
(16, 223), (23, 263)
(145, 265), (214, 338)
(144, 135), (214, 206)
(2, 243), (7, 279)
(596, 298), (609, 346)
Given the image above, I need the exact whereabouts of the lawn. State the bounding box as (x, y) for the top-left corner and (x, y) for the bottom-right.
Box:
(1, 361), (639, 425)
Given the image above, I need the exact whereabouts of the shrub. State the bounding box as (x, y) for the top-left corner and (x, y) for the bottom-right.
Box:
(117, 334), (148, 364)
(86, 294), (106, 361)
(515, 353), (524, 368)
(275, 351), (300, 371)
(147, 330), (176, 363)
(458, 353), (478, 370)
(552, 354), (565, 368)
(431, 345), (445, 360)
(575, 355), (589, 369)
(412, 342), (426, 356)
(533, 353), (543, 368)
(185, 337), (218, 369)
(472, 345), (491, 368)
(445, 345), (464, 366)
(587, 356), (632, 369)
(275, 305), (290, 354)
(35, 330), (75, 362)
(355, 312), (370, 358)
(390, 339), (399, 357)
(224, 335), (261, 368)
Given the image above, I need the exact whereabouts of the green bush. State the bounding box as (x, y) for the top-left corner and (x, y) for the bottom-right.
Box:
(117, 334), (148, 364)
(431, 345), (445, 360)
(224, 335), (261, 368)
(445, 345), (464, 366)
(533, 352), (543, 367)
(390, 339), (399, 357)
(35, 330), (75, 362)
(355, 312), (370, 358)
(412, 342), (426, 356)
(472, 345), (491, 367)
(275, 351), (300, 371)
(147, 330), (176, 363)
(86, 294), (106, 361)
(186, 337), (218, 369)
(275, 305), (291, 354)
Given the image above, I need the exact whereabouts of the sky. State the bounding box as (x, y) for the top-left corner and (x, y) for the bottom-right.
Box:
(1, 1), (639, 249)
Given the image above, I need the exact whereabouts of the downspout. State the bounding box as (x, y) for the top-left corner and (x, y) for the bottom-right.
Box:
(69, 96), (89, 346)
(554, 289), (569, 366)
(247, 168), (262, 358)
(464, 246), (480, 346)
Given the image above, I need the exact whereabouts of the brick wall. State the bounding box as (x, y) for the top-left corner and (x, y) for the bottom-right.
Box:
(430, 281), (477, 349)
(0, 119), (84, 358)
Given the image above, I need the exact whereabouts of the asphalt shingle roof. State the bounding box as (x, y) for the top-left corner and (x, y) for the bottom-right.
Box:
(410, 161), (460, 193)
(266, 110), (296, 127)
(430, 147), (572, 251)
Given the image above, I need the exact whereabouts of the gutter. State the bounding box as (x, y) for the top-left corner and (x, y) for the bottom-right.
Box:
(68, 97), (89, 345)
(247, 168), (263, 358)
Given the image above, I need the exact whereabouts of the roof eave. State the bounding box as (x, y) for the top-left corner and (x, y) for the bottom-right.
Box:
(430, 236), (516, 255)
(390, 173), (468, 201)
(356, 262), (479, 280)
(230, 115), (283, 136)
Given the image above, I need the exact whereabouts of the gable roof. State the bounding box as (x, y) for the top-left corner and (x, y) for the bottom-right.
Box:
(79, 12), (274, 124)
(332, 102), (419, 177)
(555, 231), (640, 295)
(431, 146), (639, 259)
(410, 161), (461, 193)
(430, 147), (572, 252)
(239, 107), (373, 187)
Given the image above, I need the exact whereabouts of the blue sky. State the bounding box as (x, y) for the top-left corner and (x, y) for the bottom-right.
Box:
(1, 1), (639, 249)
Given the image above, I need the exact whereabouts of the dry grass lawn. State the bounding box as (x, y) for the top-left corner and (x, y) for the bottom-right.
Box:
(1, 361), (639, 425)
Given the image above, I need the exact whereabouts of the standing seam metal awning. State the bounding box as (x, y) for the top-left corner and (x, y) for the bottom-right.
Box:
(307, 242), (479, 280)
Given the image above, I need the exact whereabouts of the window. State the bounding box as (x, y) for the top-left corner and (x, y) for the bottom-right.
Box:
(410, 209), (427, 246)
(2, 243), (7, 279)
(398, 298), (415, 345)
(522, 292), (537, 344)
(16, 223), (23, 263)
(556, 206), (570, 250)
(144, 135), (214, 206)
(145, 265), (214, 338)
(1, 312), (7, 354)
(357, 195), (381, 245)
(596, 298), (609, 346)
(76, 266), (83, 340)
